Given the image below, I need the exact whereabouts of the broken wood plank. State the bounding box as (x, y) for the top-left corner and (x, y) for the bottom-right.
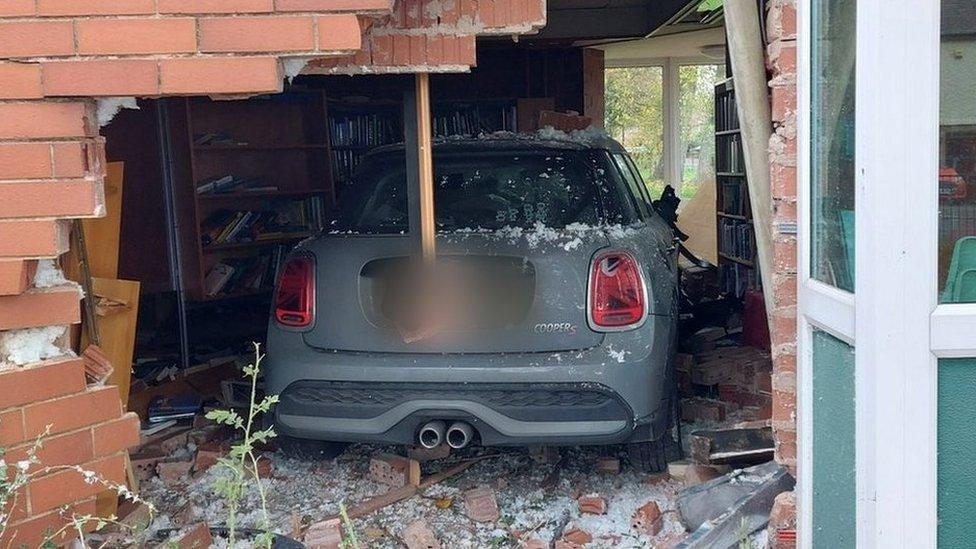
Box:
(689, 427), (774, 466)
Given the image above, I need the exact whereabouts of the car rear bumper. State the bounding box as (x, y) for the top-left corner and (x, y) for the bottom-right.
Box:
(274, 381), (636, 445)
(265, 315), (676, 446)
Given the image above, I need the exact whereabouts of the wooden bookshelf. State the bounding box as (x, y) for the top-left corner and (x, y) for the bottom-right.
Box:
(714, 78), (760, 298)
(167, 91), (334, 301)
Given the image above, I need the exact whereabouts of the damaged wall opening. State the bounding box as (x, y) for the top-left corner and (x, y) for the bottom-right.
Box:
(0, 1), (788, 542)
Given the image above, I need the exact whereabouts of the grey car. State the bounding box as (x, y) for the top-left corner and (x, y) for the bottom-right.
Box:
(265, 133), (681, 472)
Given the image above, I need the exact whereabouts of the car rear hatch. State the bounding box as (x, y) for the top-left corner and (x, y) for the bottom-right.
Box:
(299, 229), (609, 353)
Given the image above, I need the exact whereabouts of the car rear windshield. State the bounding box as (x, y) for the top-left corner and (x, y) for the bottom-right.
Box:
(330, 149), (632, 234)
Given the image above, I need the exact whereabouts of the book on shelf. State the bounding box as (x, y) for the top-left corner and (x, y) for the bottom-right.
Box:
(718, 218), (756, 263)
(720, 178), (747, 216)
(329, 112), (401, 147)
(200, 197), (321, 247)
(204, 253), (277, 297)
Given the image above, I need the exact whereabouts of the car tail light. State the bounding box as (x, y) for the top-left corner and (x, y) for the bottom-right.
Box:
(274, 255), (315, 328)
(588, 250), (646, 330)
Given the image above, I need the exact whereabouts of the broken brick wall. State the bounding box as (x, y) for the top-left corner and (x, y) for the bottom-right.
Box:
(0, 1), (544, 546)
(765, 0), (798, 544)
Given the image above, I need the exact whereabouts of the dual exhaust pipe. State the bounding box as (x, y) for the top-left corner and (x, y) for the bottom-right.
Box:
(418, 420), (475, 449)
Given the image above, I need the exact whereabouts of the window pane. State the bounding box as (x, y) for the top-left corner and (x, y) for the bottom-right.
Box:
(811, 0), (856, 292)
(939, 1), (976, 303)
(678, 64), (723, 201)
(812, 329), (856, 548)
(938, 358), (976, 546)
(604, 66), (665, 198)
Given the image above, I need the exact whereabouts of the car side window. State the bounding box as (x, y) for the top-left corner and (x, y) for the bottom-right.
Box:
(612, 153), (651, 219)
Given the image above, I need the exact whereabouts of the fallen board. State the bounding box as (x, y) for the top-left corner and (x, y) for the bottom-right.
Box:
(689, 427), (774, 466)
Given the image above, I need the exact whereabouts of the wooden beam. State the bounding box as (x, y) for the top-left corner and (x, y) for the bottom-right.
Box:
(415, 73), (436, 260)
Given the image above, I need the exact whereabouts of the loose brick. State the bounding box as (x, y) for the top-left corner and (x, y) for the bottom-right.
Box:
(199, 16), (315, 53)
(767, 490), (796, 549)
(37, 0), (154, 15)
(157, 460), (193, 484)
(160, 57), (282, 95)
(92, 413), (141, 457)
(317, 15), (362, 50)
(368, 452), (414, 486)
(595, 456), (620, 474)
(0, 22), (74, 58)
(193, 448), (223, 473)
(0, 62), (42, 99)
(43, 60), (159, 97)
(0, 179), (101, 219)
(29, 453), (125, 514)
(0, 358), (85, 411)
(684, 464), (723, 486)
(158, 0), (273, 13)
(0, 102), (91, 139)
(407, 443), (450, 462)
(175, 522), (213, 549)
(23, 385), (121, 438)
(0, 219), (71, 258)
(578, 494), (607, 515)
(561, 527), (592, 546)
(0, 260), (36, 295)
(403, 519), (440, 549)
(0, 286), (79, 329)
(77, 18), (197, 55)
(130, 451), (166, 482)
(305, 518), (343, 549)
(463, 485), (499, 522)
(276, 0), (392, 12)
(371, 34), (394, 65)
(631, 501), (663, 535)
(0, 142), (52, 179)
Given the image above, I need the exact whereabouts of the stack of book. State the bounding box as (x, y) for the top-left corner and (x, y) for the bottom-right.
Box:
(200, 199), (320, 247)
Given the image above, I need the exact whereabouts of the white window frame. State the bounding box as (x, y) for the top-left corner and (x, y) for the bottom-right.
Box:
(799, 0), (948, 546)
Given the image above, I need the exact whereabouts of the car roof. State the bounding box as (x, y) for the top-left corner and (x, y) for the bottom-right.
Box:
(363, 129), (629, 157)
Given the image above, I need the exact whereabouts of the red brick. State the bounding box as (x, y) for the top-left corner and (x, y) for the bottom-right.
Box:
(0, 219), (71, 258)
(0, 142), (52, 179)
(0, 22), (74, 58)
(578, 494), (607, 515)
(371, 34), (394, 65)
(0, 359), (86, 411)
(52, 141), (88, 178)
(770, 161), (797, 199)
(0, 0), (34, 17)
(392, 34), (410, 65)
(23, 385), (121, 438)
(0, 499), (96, 549)
(37, 0), (154, 15)
(0, 62), (42, 99)
(774, 199), (797, 226)
(43, 60), (159, 97)
(158, 0), (273, 13)
(92, 413), (141, 457)
(771, 84), (797, 123)
(685, 464), (724, 486)
(317, 15), (362, 50)
(200, 16), (315, 53)
(0, 102), (91, 139)
(368, 452), (413, 486)
(160, 57), (282, 95)
(276, 0), (392, 12)
(772, 236), (797, 274)
(775, 429), (797, 465)
(767, 491), (796, 549)
(157, 460), (193, 484)
(0, 408), (25, 446)
(0, 179), (101, 219)
(29, 453), (126, 514)
(0, 286), (79, 330)
(0, 260), (36, 295)
(77, 18), (197, 55)
(5, 428), (94, 477)
(304, 518), (342, 548)
(631, 501), (663, 535)
(409, 34), (426, 65)
(176, 522), (214, 549)
(464, 485), (500, 522)
(426, 35), (445, 65)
